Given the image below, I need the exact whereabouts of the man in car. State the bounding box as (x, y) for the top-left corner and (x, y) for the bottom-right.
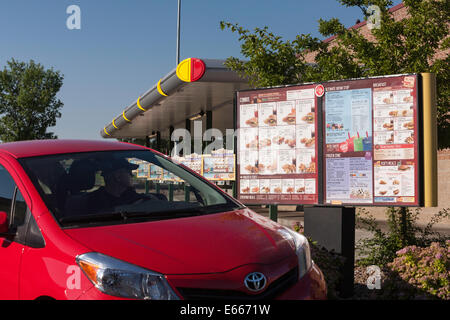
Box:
(88, 158), (153, 212)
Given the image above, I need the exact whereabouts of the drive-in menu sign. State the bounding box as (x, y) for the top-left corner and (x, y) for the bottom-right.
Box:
(236, 74), (422, 206)
(236, 84), (319, 204)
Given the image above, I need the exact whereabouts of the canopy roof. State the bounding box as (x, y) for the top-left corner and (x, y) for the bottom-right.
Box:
(100, 58), (249, 139)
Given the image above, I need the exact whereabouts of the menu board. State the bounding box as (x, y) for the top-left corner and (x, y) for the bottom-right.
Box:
(178, 153), (203, 176)
(236, 85), (319, 204)
(136, 163), (150, 178)
(149, 164), (163, 180)
(162, 169), (178, 182)
(236, 73), (422, 206)
(202, 149), (235, 181)
(323, 74), (420, 206)
(128, 159), (150, 179)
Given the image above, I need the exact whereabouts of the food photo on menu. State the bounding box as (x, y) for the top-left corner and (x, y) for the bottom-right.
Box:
(240, 179), (250, 194)
(278, 149), (296, 174)
(273, 126), (296, 149)
(296, 149), (316, 174)
(259, 102), (277, 127)
(296, 99), (315, 125)
(240, 127), (259, 150)
(282, 179), (295, 194)
(240, 103), (258, 128)
(270, 179), (282, 194)
(258, 149), (278, 174)
(250, 179), (260, 194)
(258, 127), (276, 149)
(296, 124), (315, 148)
(277, 100), (296, 126)
(259, 179), (271, 194)
(240, 150), (260, 174)
(295, 179), (305, 194)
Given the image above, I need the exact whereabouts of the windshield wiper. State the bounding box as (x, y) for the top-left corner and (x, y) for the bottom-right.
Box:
(59, 206), (205, 225)
(59, 203), (239, 226)
(59, 212), (126, 225)
(124, 206), (205, 219)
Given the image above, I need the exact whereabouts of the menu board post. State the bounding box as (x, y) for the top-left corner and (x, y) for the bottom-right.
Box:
(421, 73), (438, 207)
(316, 93), (325, 204)
(168, 183), (174, 202)
(269, 204), (278, 222)
(184, 184), (190, 202)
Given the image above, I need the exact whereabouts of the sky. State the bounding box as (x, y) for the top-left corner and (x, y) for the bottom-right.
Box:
(0, 0), (402, 140)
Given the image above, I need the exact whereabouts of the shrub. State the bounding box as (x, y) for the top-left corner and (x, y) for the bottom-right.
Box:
(356, 207), (450, 267)
(383, 241), (450, 300)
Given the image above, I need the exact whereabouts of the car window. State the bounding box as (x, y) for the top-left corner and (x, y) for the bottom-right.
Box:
(12, 189), (28, 229)
(0, 164), (16, 218)
(19, 150), (241, 227)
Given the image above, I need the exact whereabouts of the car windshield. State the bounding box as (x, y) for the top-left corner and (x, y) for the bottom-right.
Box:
(19, 149), (241, 227)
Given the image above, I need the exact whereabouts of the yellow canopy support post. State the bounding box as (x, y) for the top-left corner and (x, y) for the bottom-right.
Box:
(421, 73), (438, 207)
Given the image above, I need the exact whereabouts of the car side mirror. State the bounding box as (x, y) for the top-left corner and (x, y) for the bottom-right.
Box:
(0, 211), (8, 234)
(0, 211), (16, 238)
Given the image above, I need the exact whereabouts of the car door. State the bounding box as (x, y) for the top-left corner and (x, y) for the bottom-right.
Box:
(0, 163), (25, 299)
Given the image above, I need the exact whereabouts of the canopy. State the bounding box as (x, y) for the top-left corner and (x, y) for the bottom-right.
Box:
(100, 58), (249, 139)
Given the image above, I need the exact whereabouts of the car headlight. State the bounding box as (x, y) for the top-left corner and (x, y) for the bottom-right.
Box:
(278, 228), (313, 279)
(76, 252), (179, 300)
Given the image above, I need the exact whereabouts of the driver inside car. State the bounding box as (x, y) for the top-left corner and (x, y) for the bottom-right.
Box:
(88, 158), (155, 212)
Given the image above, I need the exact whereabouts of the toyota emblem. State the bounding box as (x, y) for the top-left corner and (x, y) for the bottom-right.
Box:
(244, 272), (267, 292)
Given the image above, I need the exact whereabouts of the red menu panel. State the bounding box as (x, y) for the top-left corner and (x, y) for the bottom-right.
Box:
(236, 85), (319, 205)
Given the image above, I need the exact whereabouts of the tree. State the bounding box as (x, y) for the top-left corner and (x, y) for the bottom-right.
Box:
(0, 59), (64, 142)
(220, 0), (450, 149)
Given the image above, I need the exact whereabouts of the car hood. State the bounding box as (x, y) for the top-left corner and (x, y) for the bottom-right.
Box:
(63, 208), (294, 274)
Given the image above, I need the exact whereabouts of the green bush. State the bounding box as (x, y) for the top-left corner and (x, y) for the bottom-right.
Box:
(356, 207), (450, 267)
(382, 241), (450, 300)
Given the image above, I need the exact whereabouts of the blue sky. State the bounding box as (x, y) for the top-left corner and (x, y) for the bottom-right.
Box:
(0, 0), (401, 140)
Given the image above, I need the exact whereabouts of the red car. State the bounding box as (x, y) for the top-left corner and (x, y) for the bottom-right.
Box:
(0, 140), (326, 300)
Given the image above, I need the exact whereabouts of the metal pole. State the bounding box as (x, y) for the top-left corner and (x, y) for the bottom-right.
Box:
(184, 184), (190, 202)
(176, 0), (181, 65)
(168, 183), (174, 201)
(269, 204), (278, 222)
(145, 136), (150, 194)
